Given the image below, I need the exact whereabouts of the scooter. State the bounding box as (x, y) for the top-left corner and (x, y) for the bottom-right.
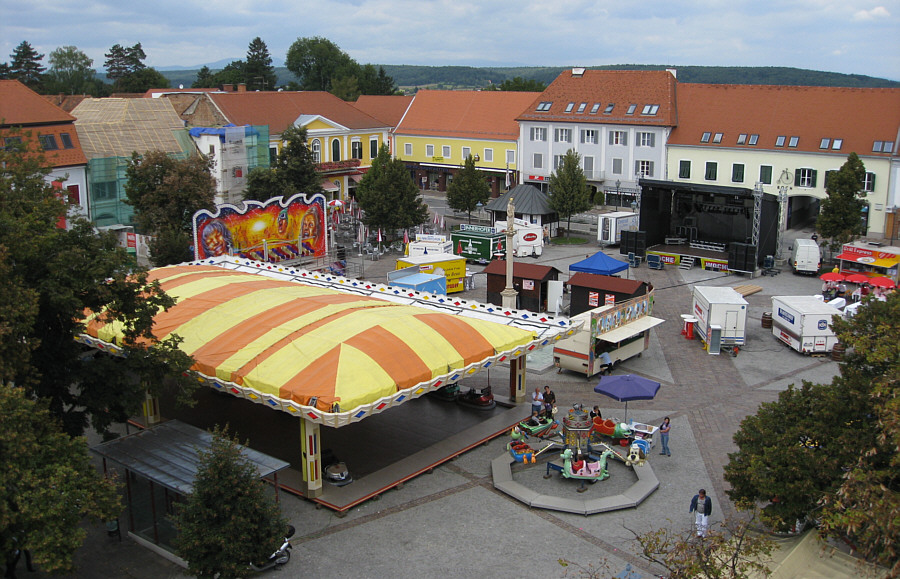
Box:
(250, 525), (295, 572)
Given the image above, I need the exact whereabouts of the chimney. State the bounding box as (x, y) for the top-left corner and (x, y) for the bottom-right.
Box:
(222, 84), (234, 92)
(666, 68), (677, 79)
(237, 83), (247, 93)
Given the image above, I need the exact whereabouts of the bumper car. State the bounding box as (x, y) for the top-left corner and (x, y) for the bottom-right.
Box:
(456, 385), (495, 410)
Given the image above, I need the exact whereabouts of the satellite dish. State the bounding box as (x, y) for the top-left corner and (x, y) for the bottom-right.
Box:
(179, 84), (184, 89)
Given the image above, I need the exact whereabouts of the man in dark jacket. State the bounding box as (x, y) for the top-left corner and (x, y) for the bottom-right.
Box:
(689, 488), (712, 537)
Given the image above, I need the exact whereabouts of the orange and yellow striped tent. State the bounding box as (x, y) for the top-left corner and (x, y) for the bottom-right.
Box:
(81, 263), (548, 425)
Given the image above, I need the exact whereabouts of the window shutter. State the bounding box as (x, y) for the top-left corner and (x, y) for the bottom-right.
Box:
(622, 133), (627, 146)
(810, 170), (817, 188)
(609, 132), (614, 145)
(869, 173), (876, 190)
(649, 134), (655, 147)
(634, 161), (640, 176)
(648, 161), (654, 177)
(794, 171), (801, 187)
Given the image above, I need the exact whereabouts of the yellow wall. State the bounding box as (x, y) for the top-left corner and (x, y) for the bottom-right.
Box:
(395, 135), (518, 171)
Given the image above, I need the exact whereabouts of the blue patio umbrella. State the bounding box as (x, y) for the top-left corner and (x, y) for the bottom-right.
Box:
(593, 374), (660, 423)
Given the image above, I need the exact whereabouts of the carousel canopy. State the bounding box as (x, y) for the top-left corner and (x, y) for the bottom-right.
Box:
(80, 257), (579, 427)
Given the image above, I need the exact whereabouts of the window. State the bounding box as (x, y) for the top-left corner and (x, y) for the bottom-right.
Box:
(820, 138), (830, 149)
(609, 131), (627, 145)
(565, 102), (575, 112)
(370, 138), (379, 159)
(484, 148), (493, 162)
(701, 132), (711, 143)
(638, 132), (655, 147)
(795, 168), (817, 188)
(737, 134), (747, 145)
(577, 103), (586, 113)
(553, 155), (564, 169)
(60, 133), (74, 148)
(554, 128), (571, 143)
(678, 160), (691, 179)
(351, 140), (363, 159)
(590, 103), (601, 114)
(635, 160), (653, 178)
(331, 139), (341, 161)
(713, 133), (723, 143)
(775, 136), (786, 147)
(612, 158), (623, 175)
(824, 170), (837, 190)
(705, 162), (718, 181)
(873, 141), (894, 153)
(533, 153), (543, 169)
(39, 134), (58, 150)
(442, 145), (451, 158)
(863, 172), (876, 192)
(530, 127), (546, 141)
(536, 101), (552, 111)
(462, 146), (471, 160)
(604, 103), (614, 114)
(506, 150), (515, 164)
(583, 156), (594, 178)
(641, 104), (659, 115)
(759, 165), (773, 185)
(404, 143), (413, 156)
(93, 181), (118, 201)
(748, 134), (759, 146)
(788, 136), (799, 148)
(831, 139), (842, 150)
(426, 144), (434, 157)
(626, 104), (636, 115)
(580, 129), (597, 144)
(3, 136), (22, 149)
(731, 163), (745, 183)
(312, 139), (321, 163)
(66, 184), (80, 205)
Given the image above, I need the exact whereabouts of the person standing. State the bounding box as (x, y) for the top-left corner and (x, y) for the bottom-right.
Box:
(659, 416), (671, 456)
(690, 489), (713, 538)
(531, 387), (543, 416)
(542, 385), (556, 418)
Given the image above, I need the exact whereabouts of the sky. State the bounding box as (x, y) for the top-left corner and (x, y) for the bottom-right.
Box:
(3, 0), (899, 81)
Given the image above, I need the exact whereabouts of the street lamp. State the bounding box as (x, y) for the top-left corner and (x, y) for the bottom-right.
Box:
(615, 179), (621, 211)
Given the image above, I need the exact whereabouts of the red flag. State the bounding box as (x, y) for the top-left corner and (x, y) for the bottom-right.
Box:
(497, 238), (503, 252)
(457, 241), (462, 254)
(377, 229), (382, 243)
(403, 230), (409, 244)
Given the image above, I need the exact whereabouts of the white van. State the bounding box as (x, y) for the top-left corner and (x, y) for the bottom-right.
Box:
(790, 239), (821, 274)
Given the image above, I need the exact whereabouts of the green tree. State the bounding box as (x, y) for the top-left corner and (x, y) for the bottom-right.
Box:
(9, 41), (45, 90)
(212, 60), (247, 87)
(816, 152), (868, 250)
(356, 144), (428, 238)
(173, 427), (287, 579)
(103, 43), (167, 92)
(44, 46), (97, 95)
(358, 64), (395, 95)
(548, 149), (591, 236)
(330, 75), (360, 101)
(446, 155), (490, 224)
(492, 76), (546, 92)
(0, 386), (122, 575)
(0, 133), (197, 437)
(244, 37), (276, 91)
(818, 292), (900, 574)
(124, 150), (217, 265)
(192, 65), (216, 88)
(245, 125), (322, 202)
(285, 36), (358, 92)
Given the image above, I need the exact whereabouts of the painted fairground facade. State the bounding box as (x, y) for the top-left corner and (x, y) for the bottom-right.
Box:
(192, 194), (326, 261)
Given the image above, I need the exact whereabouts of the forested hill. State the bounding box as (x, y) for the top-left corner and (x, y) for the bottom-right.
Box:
(159, 64), (899, 92)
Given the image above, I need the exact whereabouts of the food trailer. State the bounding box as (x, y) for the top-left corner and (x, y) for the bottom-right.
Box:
(494, 219), (543, 258)
(451, 224), (505, 263)
(407, 234), (453, 257)
(395, 253), (467, 294)
(771, 295), (841, 354)
(597, 212), (639, 246)
(691, 286), (748, 353)
(553, 292), (663, 377)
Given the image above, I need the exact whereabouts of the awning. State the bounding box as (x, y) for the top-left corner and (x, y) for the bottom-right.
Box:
(321, 180), (340, 192)
(836, 252), (899, 268)
(350, 174), (363, 183)
(91, 420), (289, 494)
(598, 316), (665, 343)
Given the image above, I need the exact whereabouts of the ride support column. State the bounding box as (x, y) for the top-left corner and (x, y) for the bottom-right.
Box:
(508, 355), (527, 403)
(299, 417), (323, 498)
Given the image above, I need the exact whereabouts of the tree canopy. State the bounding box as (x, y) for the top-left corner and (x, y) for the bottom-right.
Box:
(816, 152), (868, 250)
(103, 43), (169, 92)
(8, 41), (45, 90)
(44, 46), (99, 96)
(0, 386), (122, 575)
(244, 37), (277, 91)
(244, 125), (322, 203)
(285, 36), (394, 99)
(356, 144), (428, 237)
(484, 76), (546, 92)
(446, 155), (490, 224)
(548, 149), (592, 236)
(174, 427), (287, 579)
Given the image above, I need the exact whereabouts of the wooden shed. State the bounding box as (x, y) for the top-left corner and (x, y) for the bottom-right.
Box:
(483, 260), (561, 312)
(567, 272), (649, 316)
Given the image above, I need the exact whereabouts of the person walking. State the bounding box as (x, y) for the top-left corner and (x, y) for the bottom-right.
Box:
(531, 387), (543, 417)
(659, 416), (671, 456)
(689, 489), (713, 538)
(542, 385), (556, 419)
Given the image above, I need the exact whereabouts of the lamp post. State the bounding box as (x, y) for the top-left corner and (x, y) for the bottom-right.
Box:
(615, 179), (621, 211)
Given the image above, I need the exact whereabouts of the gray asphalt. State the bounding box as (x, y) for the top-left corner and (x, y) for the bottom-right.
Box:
(36, 198), (838, 579)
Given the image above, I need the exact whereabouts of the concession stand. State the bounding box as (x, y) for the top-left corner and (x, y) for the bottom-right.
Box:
(482, 260), (561, 312)
(566, 272), (649, 316)
(836, 241), (900, 284)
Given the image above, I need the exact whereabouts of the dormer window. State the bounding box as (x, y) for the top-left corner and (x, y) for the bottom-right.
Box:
(701, 132), (711, 143)
(737, 134), (747, 145)
(713, 133), (723, 143)
(641, 104), (659, 115)
(775, 136), (786, 147)
(831, 139), (842, 150)
(577, 102), (586, 113)
(604, 103), (614, 114)
(536, 101), (552, 111)
(788, 136), (799, 148)
(565, 102), (575, 113)
(748, 134), (759, 145)
(590, 103), (601, 114)
(626, 104), (636, 115)
(820, 138), (830, 149)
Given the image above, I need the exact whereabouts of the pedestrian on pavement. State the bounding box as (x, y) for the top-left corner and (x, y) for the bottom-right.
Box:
(542, 385), (556, 418)
(589, 405), (602, 420)
(531, 387), (543, 416)
(659, 416), (671, 456)
(690, 489), (712, 538)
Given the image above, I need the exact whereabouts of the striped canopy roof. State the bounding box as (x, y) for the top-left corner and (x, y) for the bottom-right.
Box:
(80, 258), (578, 427)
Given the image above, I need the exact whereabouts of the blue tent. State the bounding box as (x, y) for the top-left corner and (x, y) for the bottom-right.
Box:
(569, 252), (629, 276)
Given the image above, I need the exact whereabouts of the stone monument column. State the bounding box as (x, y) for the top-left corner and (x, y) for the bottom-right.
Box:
(501, 197), (518, 309)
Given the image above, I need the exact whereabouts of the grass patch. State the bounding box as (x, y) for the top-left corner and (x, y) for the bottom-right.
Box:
(551, 236), (591, 245)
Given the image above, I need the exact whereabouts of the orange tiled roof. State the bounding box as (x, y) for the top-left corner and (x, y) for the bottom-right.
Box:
(394, 90), (540, 140)
(0, 80), (75, 125)
(516, 69), (677, 127)
(352, 95), (413, 126)
(669, 84), (900, 156)
(207, 91), (387, 136)
(43, 94), (91, 113)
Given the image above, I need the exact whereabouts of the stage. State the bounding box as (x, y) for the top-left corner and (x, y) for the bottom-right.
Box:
(645, 242), (731, 271)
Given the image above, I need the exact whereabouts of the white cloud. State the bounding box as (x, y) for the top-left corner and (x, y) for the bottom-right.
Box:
(852, 6), (891, 21)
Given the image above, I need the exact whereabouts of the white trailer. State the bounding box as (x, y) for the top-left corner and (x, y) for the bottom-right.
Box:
(597, 212), (639, 245)
(408, 234), (453, 257)
(771, 295), (841, 354)
(691, 286), (748, 352)
(494, 219), (543, 258)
